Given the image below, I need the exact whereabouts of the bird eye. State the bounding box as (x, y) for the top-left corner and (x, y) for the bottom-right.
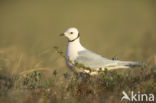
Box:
(70, 32), (73, 34)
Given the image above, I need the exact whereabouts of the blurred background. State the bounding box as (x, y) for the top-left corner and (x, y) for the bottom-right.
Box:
(0, 0), (156, 68)
(0, 0), (156, 102)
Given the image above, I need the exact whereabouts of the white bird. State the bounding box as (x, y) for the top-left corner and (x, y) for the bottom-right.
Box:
(60, 27), (139, 75)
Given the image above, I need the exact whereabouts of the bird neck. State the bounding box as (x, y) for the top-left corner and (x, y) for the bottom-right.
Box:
(68, 38), (84, 50)
(66, 38), (84, 60)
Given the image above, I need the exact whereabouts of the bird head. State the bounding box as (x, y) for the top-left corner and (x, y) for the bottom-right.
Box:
(60, 27), (80, 42)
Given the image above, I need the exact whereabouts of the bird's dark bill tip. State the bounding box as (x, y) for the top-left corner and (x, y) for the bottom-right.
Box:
(60, 33), (64, 36)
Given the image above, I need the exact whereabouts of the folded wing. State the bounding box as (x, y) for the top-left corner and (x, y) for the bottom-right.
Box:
(76, 49), (139, 70)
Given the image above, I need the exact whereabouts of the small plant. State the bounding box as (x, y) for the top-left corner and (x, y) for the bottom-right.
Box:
(53, 46), (65, 58)
(141, 61), (147, 70)
(112, 55), (118, 60)
(22, 71), (42, 89)
(63, 72), (70, 79)
(53, 70), (57, 77)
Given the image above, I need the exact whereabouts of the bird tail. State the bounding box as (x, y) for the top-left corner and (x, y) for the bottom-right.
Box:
(117, 61), (140, 68)
(105, 60), (140, 70)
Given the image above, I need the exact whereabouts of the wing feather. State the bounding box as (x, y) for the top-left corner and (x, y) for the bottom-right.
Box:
(76, 50), (115, 69)
(75, 50), (139, 70)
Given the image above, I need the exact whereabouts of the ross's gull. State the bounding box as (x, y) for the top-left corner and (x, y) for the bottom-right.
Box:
(60, 27), (139, 74)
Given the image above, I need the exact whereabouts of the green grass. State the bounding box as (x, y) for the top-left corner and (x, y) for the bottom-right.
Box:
(0, 0), (156, 103)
